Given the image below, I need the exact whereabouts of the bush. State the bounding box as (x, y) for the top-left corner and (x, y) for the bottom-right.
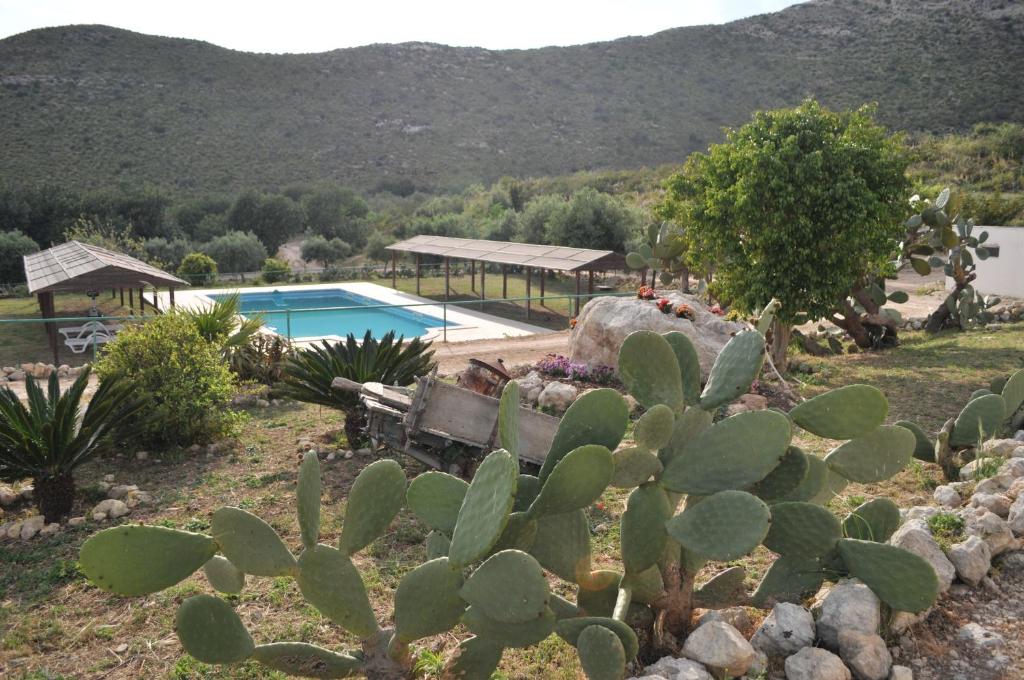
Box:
(261, 257), (291, 283)
(95, 314), (240, 448)
(300, 235), (352, 264)
(366, 231), (395, 262)
(203, 230), (267, 273)
(143, 237), (192, 270)
(0, 229), (39, 283)
(177, 252), (218, 286)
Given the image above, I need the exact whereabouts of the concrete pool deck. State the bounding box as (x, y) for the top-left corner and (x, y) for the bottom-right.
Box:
(153, 282), (553, 343)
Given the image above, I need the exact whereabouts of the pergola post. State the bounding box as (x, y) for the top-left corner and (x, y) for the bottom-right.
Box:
(525, 267), (532, 320)
(391, 251), (397, 289)
(138, 287), (145, 315)
(502, 265), (508, 299)
(480, 263), (485, 303)
(169, 288), (176, 309)
(588, 270), (595, 297)
(539, 267), (545, 306)
(111, 288), (116, 299)
(444, 258), (450, 302)
(471, 260), (476, 293)
(415, 254), (421, 296)
(128, 288), (134, 313)
(38, 291), (59, 364)
(120, 288), (125, 307)
(575, 271), (582, 316)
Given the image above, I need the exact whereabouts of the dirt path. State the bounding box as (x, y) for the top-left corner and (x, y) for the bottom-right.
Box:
(433, 330), (569, 375)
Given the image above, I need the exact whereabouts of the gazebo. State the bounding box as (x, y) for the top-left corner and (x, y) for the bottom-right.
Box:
(23, 241), (188, 362)
(385, 236), (627, 318)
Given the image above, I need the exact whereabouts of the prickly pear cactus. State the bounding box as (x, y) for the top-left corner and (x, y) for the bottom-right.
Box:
(79, 328), (939, 680)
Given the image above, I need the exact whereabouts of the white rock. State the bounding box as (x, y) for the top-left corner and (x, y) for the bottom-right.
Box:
(1014, 430), (1024, 443)
(643, 656), (713, 680)
(946, 535), (992, 586)
(326, 452), (337, 462)
(20, 515), (45, 540)
(680, 621), (755, 677)
(957, 622), (1004, 649)
(135, 451), (148, 461)
(124, 490), (152, 508)
(889, 665), (913, 680)
(344, 450), (354, 459)
(20, 485), (34, 500)
(568, 293), (743, 377)
(785, 647), (852, 680)
(107, 484), (138, 500)
(93, 498), (130, 520)
(933, 485), (961, 509)
(813, 579), (881, 651)
(8, 370), (25, 381)
(963, 507), (1016, 556)
(514, 371), (545, 405)
(39, 522), (61, 537)
(970, 492), (1012, 518)
(838, 630), (892, 680)
(973, 474), (1013, 495)
(623, 394), (640, 413)
(888, 610), (929, 634)
(746, 650), (768, 679)
(68, 516), (86, 527)
(724, 393), (768, 417)
(750, 602), (815, 657)
(103, 474), (116, 483)
(998, 458), (1024, 479)
(6, 521), (23, 539)
(536, 382), (578, 413)
(1008, 494), (1024, 536)
(889, 520), (955, 593)
(981, 439), (1021, 457)
(903, 506), (939, 522)
(0, 486), (18, 507)
(694, 607), (752, 636)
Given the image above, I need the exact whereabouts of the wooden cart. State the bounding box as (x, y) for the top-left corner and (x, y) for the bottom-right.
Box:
(332, 371), (560, 472)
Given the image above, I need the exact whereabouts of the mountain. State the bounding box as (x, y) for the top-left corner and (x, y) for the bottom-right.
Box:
(1, 0), (1023, 194)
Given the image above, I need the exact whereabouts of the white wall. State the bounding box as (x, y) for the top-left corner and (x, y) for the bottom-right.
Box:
(946, 226), (1024, 298)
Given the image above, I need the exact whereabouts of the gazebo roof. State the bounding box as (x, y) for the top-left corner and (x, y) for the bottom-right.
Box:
(24, 241), (187, 294)
(386, 235), (626, 272)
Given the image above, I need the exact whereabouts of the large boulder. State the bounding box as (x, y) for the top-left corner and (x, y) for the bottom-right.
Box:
(680, 621), (755, 678)
(889, 520), (955, 593)
(812, 579), (880, 651)
(568, 293), (743, 377)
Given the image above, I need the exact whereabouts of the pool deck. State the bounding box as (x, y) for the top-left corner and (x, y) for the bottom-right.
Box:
(153, 282), (553, 343)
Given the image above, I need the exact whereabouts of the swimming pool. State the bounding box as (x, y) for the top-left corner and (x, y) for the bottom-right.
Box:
(211, 288), (459, 340)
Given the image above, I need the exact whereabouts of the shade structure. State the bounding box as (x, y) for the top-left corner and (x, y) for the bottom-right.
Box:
(385, 235), (626, 272)
(24, 241), (187, 294)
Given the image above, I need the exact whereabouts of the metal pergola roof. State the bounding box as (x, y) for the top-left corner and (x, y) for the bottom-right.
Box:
(386, 235), (626, 272)
(24, 241), (188, 294)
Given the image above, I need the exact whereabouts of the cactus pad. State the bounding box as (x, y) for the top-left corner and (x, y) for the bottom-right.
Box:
(836, 539), (939, 613)
(698, 329), (766, 411)
(338, 459), (407, 555)
(895, 420), (936, 462)
(662, 331), (702, 405)
(811, 467), (849, 506)
(449, 449), (518, 567)
(528, 508), (591, 583)
(203, 555), (245, 595)
(555, 617), (639, 661)
(394, 557), (466, 642)
(750, 555), (826, 608)
(462, 605), (557, 648)
(789, 385), (888, 439)
(513, 474), (542, 512)
(406, 471), (469, 535)
(660, 410), (792, 495)
(749, 446), (809, 500)
(499, 380), (520, 461)
(297, 545), (379, 639)
(658, 406), (713, 467)
(297, 450), (322, 550)
(621, 483), (672, 574)
(493, 511), (539, 552)
(779, 451), (827, 502)
(528, 445), (613, 518)
(824, 425), (915, 483)
(211, 507), (297, 577)
(461, 550), (549, 624)
(577, 624), (626, 680)
(664, 490), (771, 561)
(443, 636), (504, 680)
(576, 572), (620, 617)
(175, 594), (254, 664)
(693, 566), (746, 608)
(843, 498), (901, 542)
(621, 565), (665, 605)
(1002, 368), (1024, 418)
(763, 501), (841, 559)
(540, 388), (629, 483)
(634, 404), (676, 451)
(80, 525), (217, 596)
(611, 447), (663, 488)
(426, 530), (451, 559)
(618, 331), (685, 410)
(251, 642), (362, 677)
(951, 393), (1007, 447)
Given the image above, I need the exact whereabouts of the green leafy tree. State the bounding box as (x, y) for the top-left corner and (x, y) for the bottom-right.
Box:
(545, 188), (637, 251)
(227, 192), (304, 253)
(0, 229), (39, 283)
(366, 231), (395, 262)
(518, 194), (566, 244)
(177, 252), (218, 286)
(203, 231), (268, 273)
(302, 186), (370, 249)
(261, 257), (291, 283)
(300, 235), (352, 265)
(63, 217), (148, 260)
(661, 100), (908, 364)
(143, 237), (192, 270)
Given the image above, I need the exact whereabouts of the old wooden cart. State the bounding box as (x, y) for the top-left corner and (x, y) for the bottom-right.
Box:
(332, 371), (560, 472)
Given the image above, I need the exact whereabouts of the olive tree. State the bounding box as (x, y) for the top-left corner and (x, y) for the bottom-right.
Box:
(660, 100), (908, 365)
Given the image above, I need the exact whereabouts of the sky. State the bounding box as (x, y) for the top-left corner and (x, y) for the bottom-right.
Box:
(0, 0), (803, 52)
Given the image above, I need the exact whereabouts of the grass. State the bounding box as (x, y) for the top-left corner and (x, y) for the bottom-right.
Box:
(927, 511), (966, 551)
(0, 322), (1022, 678)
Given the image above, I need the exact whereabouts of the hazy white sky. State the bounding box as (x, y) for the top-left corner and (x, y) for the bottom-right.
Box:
(0, 0), (803, 52)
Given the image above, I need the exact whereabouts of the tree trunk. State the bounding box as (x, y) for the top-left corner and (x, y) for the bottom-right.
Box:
(678, 266), (691, 294)
(769, 320), (792, 369)
(36, 472), (75, 523)
(343, 407), (368, 449)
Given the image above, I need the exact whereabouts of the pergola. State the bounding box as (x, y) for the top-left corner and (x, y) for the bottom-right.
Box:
(24, 241), (188, 362)
(385, 236), (626, 318)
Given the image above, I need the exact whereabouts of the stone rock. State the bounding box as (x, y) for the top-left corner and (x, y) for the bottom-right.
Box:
(326, 452), (337, 462)
(1008, 494), (1024, 536)
(643, 656), (713, 680)
(750, 602), (815, 658)
(103, 474), (115, 483)
(973, 474), (1013, 495)
(536, 382), (578, 413)
(124, 490), (152, 508)
(92, 498), (130, 520)
(19, 515), (45, 540)
(724, 393), (768, 417)
(933, 485), (961, 509)
(695, 607), (753, 638)
(6, 521), (23, 539)
(680, 621), (755, 678)
(957, 622), (1004, 650)
(255, 398), (270, 408)
(889, 665), (913, 680)
(946, 535), (992, 586)
(888, 610), (929, 635)
(8, 370), (26, 381)
(31, 362), (51, 379)
(813, 579), (881, 651)
(839, 630), (892, 680)
(889, 520), (955, 593)
(999, 458), (1024, 479)
(969, 492), (1012, 518)
(20, 362), (33, 373)
(903, 505), (940, 522)
(963, 507), (1016, 556)
(746, 650), (768, 679)
(623, 394), (640, 413)
(982, 439), (1021, 458)
(514, 371), (545, 405)
(344, 450), (354, 459)
(39, 522), (61, 537)
(0, 486), (17, 507)
(1014, 430), (1024, 443)
(135, 450), (148, 461)
(107, 484), (138, 500)
(20, 485), (33, 500)
(1, 366), (13, 374)
(68, 516), (86, 527)
(785, 647), (852, 680)
(568, 293), (743, 377)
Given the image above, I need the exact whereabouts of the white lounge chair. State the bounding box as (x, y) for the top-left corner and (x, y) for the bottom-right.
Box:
(58, 322), (122, 339)
(63, 321), (116, 354)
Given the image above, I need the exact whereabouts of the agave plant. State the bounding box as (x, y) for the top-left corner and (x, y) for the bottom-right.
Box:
(229, 333), (293, 386)
(278, 330), (436, 446)
(0, 367), (143, 522)
(179, 292), (264, 359)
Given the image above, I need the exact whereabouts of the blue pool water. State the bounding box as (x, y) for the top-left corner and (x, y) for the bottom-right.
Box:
(212, 288), (458, 339)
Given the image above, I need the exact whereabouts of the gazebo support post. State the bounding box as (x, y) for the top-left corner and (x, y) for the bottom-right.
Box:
(38, 291), (59, 364)
(444, 258), (450, 302)
(128, 288), (134, 314)
(525, 267), (532, 320)
(575, 271), (581, 316)
(169, 288), (176, 309)
(588, 269), (594, 297)
(415, 254), (421, 296)
(111, 288), (115, 299)
(391, 251), (397, 289)
(120, 288), (124, 307)
(471, 261), (476, 294)
(138, 287), (145, 315)
(480, 264), (485, 304)
(502, 265), (508, 299)
(540, 268), (545, 306)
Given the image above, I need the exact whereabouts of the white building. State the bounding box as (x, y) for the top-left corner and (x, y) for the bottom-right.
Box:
(949, 226), (1024, 298)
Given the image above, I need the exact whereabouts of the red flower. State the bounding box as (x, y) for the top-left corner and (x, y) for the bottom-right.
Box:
(637, 286), (656, 300)
(675, 303), (695, 320)
(569, 317), (577, 329)
(656, 298), (673, 313)
(709, 303), (726, 316)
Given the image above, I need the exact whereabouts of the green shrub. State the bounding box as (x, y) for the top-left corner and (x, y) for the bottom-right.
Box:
(0, 229), (39, 283)
(178, 252), (218, 286)
(261, 258), (291, 283)
(95, 314), (240, 448)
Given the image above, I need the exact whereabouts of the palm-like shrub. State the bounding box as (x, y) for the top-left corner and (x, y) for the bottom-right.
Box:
(0, 368), (142, 522)
(229, 333), (293, 386)
(278, 331), (435, 445)
(179, 292), (264, 361)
